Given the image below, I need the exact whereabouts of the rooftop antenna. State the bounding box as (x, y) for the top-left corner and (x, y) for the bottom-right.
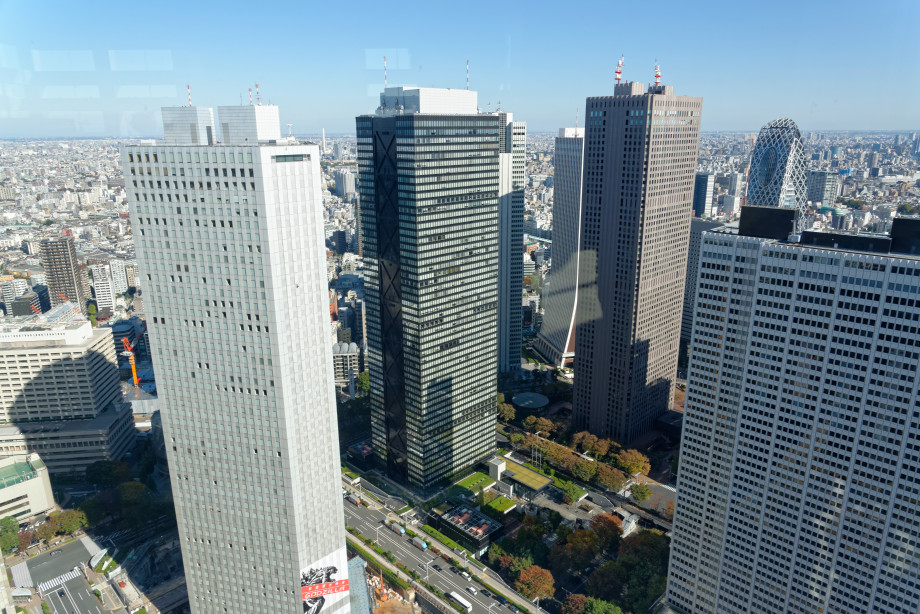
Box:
(287, 123), (294, 138)
(615, 54), (624, 84)
(466, 59), (470, 90)
(384, 56), (387, 89)
(248, 87), (253, 106)
(255, 83), (261, 105)
(187, 84), (192, 107)
(654, 59), (661, 85)
(497, 100), (502, 111)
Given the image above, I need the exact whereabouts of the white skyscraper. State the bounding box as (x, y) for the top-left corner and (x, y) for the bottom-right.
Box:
(125, 104), (348, 614)
(668, 210), (920, 614)
(89, 264), (115, 310)
(535, 127), (583, 368)
(110, 259), (129, 294)
(497, 112), (526, 374)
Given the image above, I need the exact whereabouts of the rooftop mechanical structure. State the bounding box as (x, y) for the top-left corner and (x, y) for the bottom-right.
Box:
(746, 118), (808, 232)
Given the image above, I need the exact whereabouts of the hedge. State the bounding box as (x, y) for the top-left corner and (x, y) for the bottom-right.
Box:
(346, 541), (410, 590)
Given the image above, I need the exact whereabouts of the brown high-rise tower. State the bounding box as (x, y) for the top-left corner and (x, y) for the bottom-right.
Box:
(573, 79), (702, 443)
(39, 236), (87, 315)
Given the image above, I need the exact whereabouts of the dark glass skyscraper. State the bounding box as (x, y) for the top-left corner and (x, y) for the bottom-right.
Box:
(358, 87), (500, 488)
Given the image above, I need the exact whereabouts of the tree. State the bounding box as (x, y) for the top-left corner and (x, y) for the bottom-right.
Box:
(534, 418), (555, 436)
(0, 530), (16, 554)
(86, 302), (98, 326)
(36, 523), (56, 542)
(117, 481), (150, 507)
(631, 483), (652, 503)
(515, 565), (554, 601)
(356, 371), (370, 395)
(55, 509), (87, 534)
(522, 415), (538, 432)
(0, 516), (17, 536)
(618, 449), (651, 476)
(497, 392), (505, 406)
(476, 486), (485, 507)
(84, 460), (131, 487)
(564, 529), (601, 569)
(562, 593), (589, 614)
(570, 431), (587, 450)
(17, 529), (34, 552)
(583, 598), (624, 614)
(595, 464), (627, 493)
(509, 554), (533, 576)
(509, 433), (525, 449)
(560, 481), (583, 505)
(498, 403), (516, 423)
(590, 513), (623, 552)
(665, 501), (675, 520)
(79, 497), (106, 525)
(572, 459), (597, 482)
(594, 439), (611, 459)
(580, 434), (598, 455)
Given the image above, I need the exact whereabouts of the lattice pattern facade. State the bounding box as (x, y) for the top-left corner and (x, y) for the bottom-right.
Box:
(746, 118), (808, 231)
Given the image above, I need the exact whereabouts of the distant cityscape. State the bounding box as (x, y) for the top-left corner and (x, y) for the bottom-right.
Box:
(0, 62), (917, 614)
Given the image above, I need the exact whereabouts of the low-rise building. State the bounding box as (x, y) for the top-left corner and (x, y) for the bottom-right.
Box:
(0, 453), (54, 523)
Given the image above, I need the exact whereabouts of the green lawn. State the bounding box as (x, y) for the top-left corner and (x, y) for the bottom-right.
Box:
(486, 495), (516, 513)
(455, 471), (494, 493)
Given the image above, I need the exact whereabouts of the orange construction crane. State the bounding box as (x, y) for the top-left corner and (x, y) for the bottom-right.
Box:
(375, 568), (388, 602)
(121, 338), (140, 389)
(30, 305), (40, 315)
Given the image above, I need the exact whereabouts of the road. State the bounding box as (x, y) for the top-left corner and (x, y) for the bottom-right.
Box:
(343, 501), (519, 614)
(45, 576), (102, 614)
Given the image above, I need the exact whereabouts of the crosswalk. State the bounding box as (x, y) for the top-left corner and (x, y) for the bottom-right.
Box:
(37, 569), (81, 593)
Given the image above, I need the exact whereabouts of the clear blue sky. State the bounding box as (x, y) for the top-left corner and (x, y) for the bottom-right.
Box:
(1, 0), (917, 137)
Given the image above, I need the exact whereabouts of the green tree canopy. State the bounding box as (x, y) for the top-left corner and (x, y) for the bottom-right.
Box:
(631, 483), (652, 503)
(356, 371), (370, 394)
(617, 449), (651, 476)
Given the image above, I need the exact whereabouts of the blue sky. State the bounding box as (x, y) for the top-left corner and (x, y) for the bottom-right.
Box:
(1, 0), (917, 137)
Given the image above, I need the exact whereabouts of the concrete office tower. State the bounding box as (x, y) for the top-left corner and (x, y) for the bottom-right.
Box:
(89, 264), (115, 310)
(39, 237), (87, 315)
(0, 318), (134, 473)
(358, 86), (498, 488)
(692, 172), (715, 217)
(728, 171), (744, 197)
(679, 218), (723, 344)
(497, 112), (526, 374)
(110, 259), (129, 294)
(573, 80), (702, 444)
(124, 104), (348, 614)
(806, 169), (840, 206)
(535, 128), (583, 368)
(333, 169), (356, 198)
(746, 118), (807, 224)
(668, 211), (920, 614)
(162, 106), (215, 146)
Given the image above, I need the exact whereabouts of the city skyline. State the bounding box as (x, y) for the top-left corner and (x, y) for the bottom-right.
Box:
(1, 0), (918, 138)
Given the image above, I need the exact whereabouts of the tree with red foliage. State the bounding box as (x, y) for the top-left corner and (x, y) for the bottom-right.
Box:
(515, 565), (555, 601)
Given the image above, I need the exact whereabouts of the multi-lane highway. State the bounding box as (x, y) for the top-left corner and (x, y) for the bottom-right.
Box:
(343, 499), (519, 614)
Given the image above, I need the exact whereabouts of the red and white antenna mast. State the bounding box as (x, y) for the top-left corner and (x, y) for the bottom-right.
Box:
(187, 84), (192, 107)
(615, 54), (624, 84)
(654, 59), (661, 86)
(248, 87), (253, 106)
(466, 60), (470, 90)
(255, 83), (261, 105)
(384, 56), (387, 89)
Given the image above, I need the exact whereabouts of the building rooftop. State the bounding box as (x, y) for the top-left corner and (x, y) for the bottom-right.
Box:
(439, 504), (501, 540)
(498, 456), (552, 492)
(0, 460), (35, 489)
